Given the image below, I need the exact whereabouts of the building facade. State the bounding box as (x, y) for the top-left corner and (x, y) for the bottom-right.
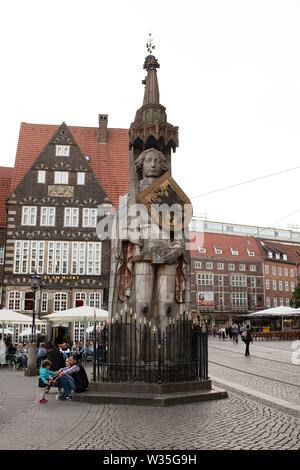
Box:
(258, 240), (299, 309)
(3, 123), (116, 343)
(190, 233), (264, 325)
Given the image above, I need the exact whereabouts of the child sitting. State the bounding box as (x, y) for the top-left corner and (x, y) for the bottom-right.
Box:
(39, 359), (57, 403)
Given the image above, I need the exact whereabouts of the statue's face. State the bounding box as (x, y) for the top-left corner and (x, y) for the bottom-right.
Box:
(142, 151), (164, 178)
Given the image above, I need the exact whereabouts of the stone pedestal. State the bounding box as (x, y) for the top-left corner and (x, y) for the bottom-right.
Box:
(73, 380), (228, 407)
(24, 342), (39, 377)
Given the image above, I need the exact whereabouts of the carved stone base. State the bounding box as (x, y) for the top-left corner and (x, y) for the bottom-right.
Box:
(72, 380), (228, 406)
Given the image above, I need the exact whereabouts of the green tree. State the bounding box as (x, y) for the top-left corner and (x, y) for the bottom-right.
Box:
(290, 275), (300, 308)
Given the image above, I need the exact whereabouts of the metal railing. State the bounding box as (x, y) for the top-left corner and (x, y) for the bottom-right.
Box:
(92, 312), (208, 384)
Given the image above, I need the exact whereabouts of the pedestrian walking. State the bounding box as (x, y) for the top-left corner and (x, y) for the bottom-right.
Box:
(220, 326), (226, 341)
(39, 359), (57, 403)
(232, 324), (239, 344)
(242, 325), (253, 356)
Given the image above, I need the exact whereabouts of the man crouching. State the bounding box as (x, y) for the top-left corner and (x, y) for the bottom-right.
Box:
(55, 353), (89, 400)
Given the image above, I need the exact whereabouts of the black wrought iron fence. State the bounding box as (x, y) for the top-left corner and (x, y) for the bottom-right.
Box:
(92, 312), (208, 384)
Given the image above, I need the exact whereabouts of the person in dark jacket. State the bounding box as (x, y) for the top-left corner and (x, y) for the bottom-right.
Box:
(242, 325), (253, 356)
(56, 354), (89, 400)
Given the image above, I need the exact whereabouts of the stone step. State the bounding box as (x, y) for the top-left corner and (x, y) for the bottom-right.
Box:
(72, 386), (228, 406)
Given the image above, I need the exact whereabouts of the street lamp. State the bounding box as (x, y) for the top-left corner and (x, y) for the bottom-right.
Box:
(30, 271), (41, 343)
(25, 271), (41, 377)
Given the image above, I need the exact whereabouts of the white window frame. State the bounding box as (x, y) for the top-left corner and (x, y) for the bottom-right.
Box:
(8, 291), (21, 311)
(74, 292), (87, 307)
(195, 261), (201, 269)
(239, 264), (246, 271)
(232, 292), (247, 307)
(230, 275), (247, 287)
(38, 170), (46, 183)
(0, 246), (4, 265)
(266, 296), (271, 308)
(265, 265), (269, 275)
(54, 171), (69, 184)
(56, 145), (70, 157)
(228, 264), (235, 271)
(214, 248), (222, 255)
(82, 208), (97, 228)
(217, 263), (224, 270)
(272, 280), (277, 290)
(285, 281), (289, 292)
(64, 208), (79, 227)
(77, 172), (85, 185)
(40, 207), (56, 227)
(22, 206), (37, 226)
(250, 265), (256, 272)
(206, 262), (213, 270)
(54, 292), (68, 311)
(41, 292), (48, 313)
(266, 279), (270, 290)
(196, 273), (214, 286)
(89, 292), (102, 309)
(87, 242), (101, 275)
(291, 282), (295, 292)
(14, 241), (30, 274)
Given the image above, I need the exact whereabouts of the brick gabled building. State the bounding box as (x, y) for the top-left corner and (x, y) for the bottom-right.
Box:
(190, 232), (264, 325)
(257, 240), (299, 308)
(3, 120), (129, 343)
(0, 166), (13, 301)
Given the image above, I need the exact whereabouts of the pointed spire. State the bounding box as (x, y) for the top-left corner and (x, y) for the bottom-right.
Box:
(129, 35), (179, 160)
(143, 54), (160, 105)
(143, 34), (160, 105)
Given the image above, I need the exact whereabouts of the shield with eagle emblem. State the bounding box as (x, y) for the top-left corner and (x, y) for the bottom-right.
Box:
(137, 172), (193, 232)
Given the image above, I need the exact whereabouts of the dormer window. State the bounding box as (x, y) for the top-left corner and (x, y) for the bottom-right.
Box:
(56, 145), (70, 157)
(247, 249), (255, 257)
(214, 248), (222, 255)
(268, 252), (273, 258)
(230, 248), (239, 256)
(283, 254), (287, 261)
(198, 247), (206, 254)
(275, 253), (280, 260)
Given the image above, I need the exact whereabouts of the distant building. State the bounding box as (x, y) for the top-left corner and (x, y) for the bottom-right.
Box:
(190, 232), (264, 325)
(257, 239), (299, 309)
(190, 217), (300, 244)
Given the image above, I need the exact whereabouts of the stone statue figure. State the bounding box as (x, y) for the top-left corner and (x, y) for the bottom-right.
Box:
(109, 147), (190, 328)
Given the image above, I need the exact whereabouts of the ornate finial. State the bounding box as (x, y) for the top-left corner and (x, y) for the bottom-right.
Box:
(146, 32), (155, 55)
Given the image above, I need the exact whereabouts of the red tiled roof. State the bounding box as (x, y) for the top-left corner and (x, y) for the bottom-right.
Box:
(258, 240), (300, 265)
(0, 167), (13, 228)
(10, 122), (130, 207)
(190, 232), (263, 261)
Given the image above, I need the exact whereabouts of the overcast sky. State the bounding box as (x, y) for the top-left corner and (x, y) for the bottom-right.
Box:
(1, 0), (300, 230)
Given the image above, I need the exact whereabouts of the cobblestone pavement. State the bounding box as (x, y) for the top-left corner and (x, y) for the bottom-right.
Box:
(0, 340), (299, 450)
(208, 339), (300, 405)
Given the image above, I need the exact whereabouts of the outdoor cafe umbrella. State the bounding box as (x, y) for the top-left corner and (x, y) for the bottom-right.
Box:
(19, 327), (41, 337)
(44, 306), (108, 347)
(3, 328), (13, 335)
(247, 306), (300, 331)
(0, 309), (34, 346)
